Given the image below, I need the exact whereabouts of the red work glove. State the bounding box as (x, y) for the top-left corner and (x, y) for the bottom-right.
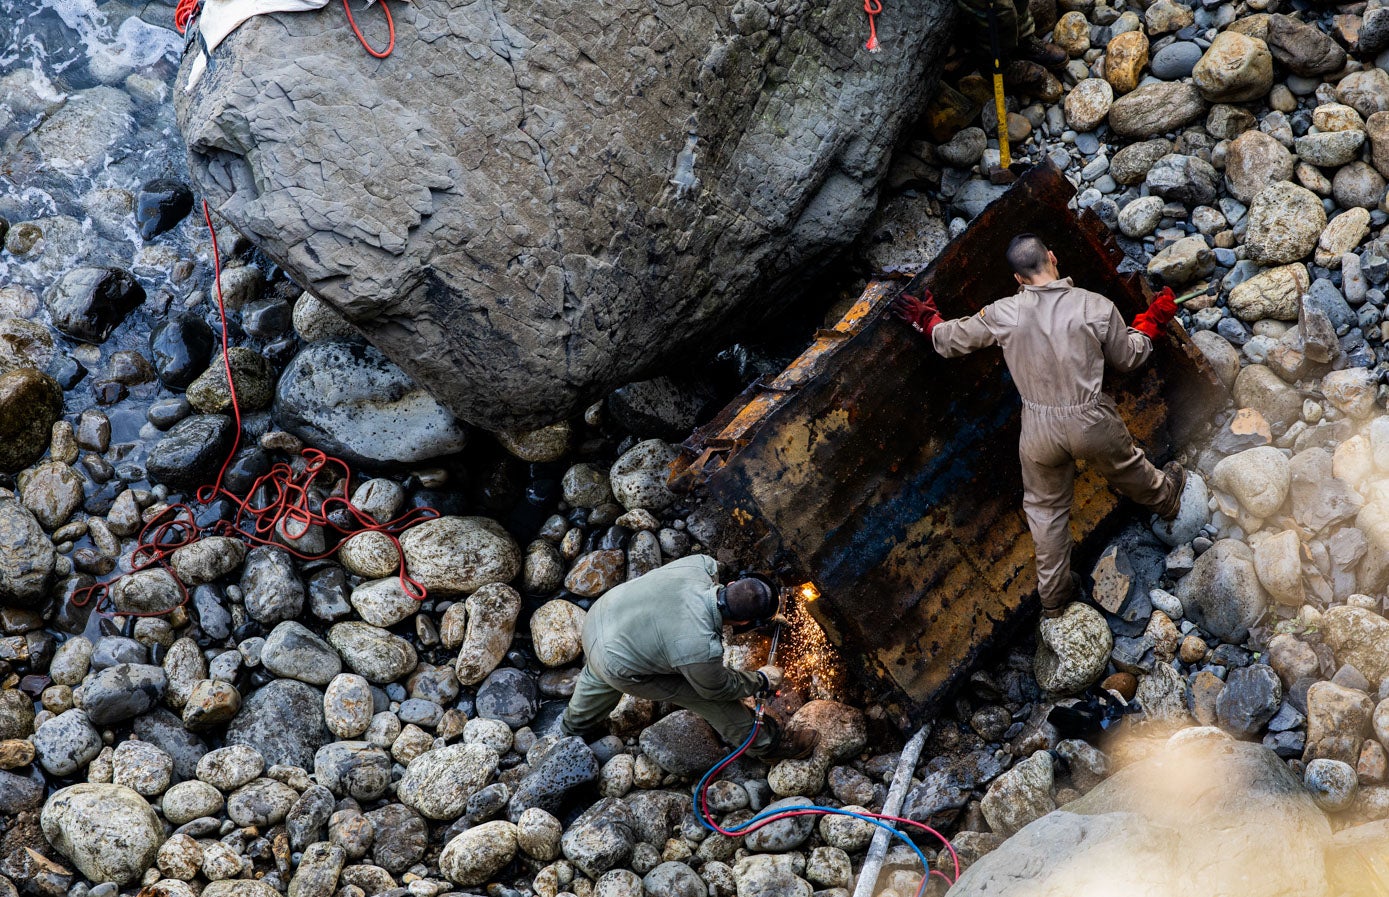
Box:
(892, 290), (943, 338)
(1132, 286), (1178, 339)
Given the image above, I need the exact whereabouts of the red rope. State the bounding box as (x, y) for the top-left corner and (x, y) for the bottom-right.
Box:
(174, 0), (395, 59)
(173, 0), (199, 35)
(342, 0), (395, 58)
(73, 202), (436, 619)
(863, 0), (883, 52)
(71, 505), (198, 616)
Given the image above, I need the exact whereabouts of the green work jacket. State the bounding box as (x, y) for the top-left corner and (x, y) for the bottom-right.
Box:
(581, 554), (762, 699)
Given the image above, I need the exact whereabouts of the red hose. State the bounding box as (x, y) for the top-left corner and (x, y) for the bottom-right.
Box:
(696, 713), (961, 891)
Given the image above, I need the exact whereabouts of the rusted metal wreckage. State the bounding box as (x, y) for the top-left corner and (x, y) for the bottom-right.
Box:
(669, 161), (1226, 729)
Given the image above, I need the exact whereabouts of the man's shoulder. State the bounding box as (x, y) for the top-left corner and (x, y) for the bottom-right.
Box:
(667, 554), (718, 576)
(981, 294), (1020, 324)
(1069, 287), (1120, 319)
(1068, 285), (1116, 305)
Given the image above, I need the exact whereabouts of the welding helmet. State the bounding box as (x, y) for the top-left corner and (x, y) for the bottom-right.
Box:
(719, 571), (781, 632)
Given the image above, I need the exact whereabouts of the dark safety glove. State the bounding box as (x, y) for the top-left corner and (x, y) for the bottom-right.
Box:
(892, 290), (943, 338)
(1132, 286), (1178, 339)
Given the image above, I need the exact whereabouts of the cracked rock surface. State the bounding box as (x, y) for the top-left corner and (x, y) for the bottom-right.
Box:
(175, 0), (954, 429)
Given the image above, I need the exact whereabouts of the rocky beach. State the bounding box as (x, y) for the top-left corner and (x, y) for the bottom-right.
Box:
(5, 0), (1389, 894)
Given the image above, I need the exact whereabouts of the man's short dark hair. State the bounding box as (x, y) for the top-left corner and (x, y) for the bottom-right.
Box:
(1007, 234), (1051, 277)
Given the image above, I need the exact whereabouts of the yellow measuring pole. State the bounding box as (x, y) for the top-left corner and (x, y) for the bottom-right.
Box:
(993, 67), (1011, 169)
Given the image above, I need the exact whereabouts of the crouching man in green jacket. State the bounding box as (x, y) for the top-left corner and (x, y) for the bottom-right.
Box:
(560, 554), (817, 760)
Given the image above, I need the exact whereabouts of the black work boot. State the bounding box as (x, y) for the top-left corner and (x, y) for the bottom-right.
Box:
(1015, 35), (1068, 69)
(1152, 461), (1188, 522)
(756, 717), (819, 761)
(1002, 60), (1062, 102)
(1040, 572), (1084, 620)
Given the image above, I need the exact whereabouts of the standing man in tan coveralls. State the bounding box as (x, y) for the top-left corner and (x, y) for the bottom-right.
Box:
(894, 234), (1186, 617)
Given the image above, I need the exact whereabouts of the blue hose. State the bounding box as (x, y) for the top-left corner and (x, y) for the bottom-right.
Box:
(693, 713), (934, 880)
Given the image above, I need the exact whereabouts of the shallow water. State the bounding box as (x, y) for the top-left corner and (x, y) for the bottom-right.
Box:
(2, 0), (244, 642)
(1, 0), (224, 462)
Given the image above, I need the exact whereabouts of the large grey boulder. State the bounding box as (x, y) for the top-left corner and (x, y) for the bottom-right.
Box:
(175, 0), (953, 429)
(950, 731), (1329, 896)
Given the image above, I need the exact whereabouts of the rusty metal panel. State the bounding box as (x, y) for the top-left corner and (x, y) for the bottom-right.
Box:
(671, 162), (1225, 728)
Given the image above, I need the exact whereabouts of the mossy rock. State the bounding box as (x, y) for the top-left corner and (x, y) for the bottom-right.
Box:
(0, 368), (62, 472)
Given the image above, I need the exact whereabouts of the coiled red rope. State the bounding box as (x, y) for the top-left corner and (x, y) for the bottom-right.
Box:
(173, 0), (199, 36)
(174, 0), (394, 59)
(73, 202), (436, 618)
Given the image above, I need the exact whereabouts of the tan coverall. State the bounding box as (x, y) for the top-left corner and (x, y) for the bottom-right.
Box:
(560, 554), (773, 752)
(931, 278), (1177, 610)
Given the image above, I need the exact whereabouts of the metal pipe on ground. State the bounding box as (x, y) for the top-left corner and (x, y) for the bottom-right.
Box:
(851, 723), (932, 897)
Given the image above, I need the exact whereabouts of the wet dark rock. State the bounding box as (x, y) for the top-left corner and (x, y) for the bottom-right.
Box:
(508, 736), (600, 820)
(274, 341), (470, 467)
(44, 267), (145, 343)
(239, 546), (305, 625)
(227, 678), (328, 769)
(0, 498), (55, 610)
(147, 397), (192, 430)
(0, 368), (62, 473)
(81, 663), (166, 725)
(91, 379), (128, 404)
(243, 299), (293, 339)
(262, 335), (299, 367)
(47, 355), (86, 390)
(136, 178), (194, 240)
(146, 413), (238, 493)
(133, 708), (209, 781)
(149, 315), (215, 389)
(638, 710), (726, 777)
(607, 377), (715, 439)
(221, 447), (272, 494)
(1216, 664), (1283, 739)
(476, 666), (539, 729)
